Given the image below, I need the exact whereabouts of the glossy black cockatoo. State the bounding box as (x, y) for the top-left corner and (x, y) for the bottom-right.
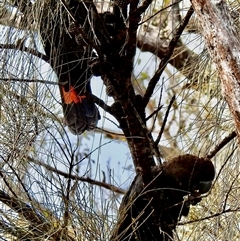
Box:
(58, 19), (100, 135)
(110, 154), (215, 241)
(39, 0), (100, 135)
(52, 0), (128, 135)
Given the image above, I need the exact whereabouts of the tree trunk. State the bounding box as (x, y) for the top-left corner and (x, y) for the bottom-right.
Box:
(190, 0), (240, 143)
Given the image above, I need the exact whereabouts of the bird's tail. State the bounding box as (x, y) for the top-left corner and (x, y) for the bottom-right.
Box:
(60, 85), (100, 135)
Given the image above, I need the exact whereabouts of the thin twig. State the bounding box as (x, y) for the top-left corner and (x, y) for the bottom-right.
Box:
(155, 95), (175, 145)
(137, 0), (153, 15)
(176, 206), (240, 226)
(102, 116), (121, 128)
(0, 43), (49, 62)
(145, 105), (163, 121)
(0, 189), (75, 241)
(0, 219), (36, 240)
(138, 0), (182, 25)
(222, 172), (240, 211)
(0, 78), (61, 85)
(0, 189), (49, 229)
(211, 147), (236, 193)
(62, 146), (77, 229)
(95, 126), (125, 138)
(28, 156), (126, 194)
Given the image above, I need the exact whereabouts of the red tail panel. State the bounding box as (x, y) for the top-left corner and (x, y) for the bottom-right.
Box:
(60, 85), (100, 135)
(61, 86), (87, 104)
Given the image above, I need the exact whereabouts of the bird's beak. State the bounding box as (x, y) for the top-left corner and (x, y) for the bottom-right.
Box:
(198, 181), (213, 194)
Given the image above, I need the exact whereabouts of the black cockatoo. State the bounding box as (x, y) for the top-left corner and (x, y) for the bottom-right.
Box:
(110, 154), (215, 241)
(57, 6), (100, 135)
(39, 0), (101, 135)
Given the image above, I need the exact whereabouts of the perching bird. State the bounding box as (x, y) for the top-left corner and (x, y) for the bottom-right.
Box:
(60, 22), (100, 135)
(39, 0), (100, 135)
(110, 154), (215, 241)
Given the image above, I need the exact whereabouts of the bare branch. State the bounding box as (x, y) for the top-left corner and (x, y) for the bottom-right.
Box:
(0, 189), (50, 231)
(126, 0), (140, 64)
(143, 6), (194, 107)
(27, 156), (126, 195)
(137, 25), (198, 80)
(155, 95), (176, 145)
(206, 131), (237, 160)
(0, 43), (49, 62)
(0, 77), (60, 85)
(177, 206), (240, 226)
(91, 94), (113, 114)
(138, 0), (182, 25)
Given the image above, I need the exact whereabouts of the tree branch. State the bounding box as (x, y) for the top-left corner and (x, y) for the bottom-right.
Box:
(0, 43), (49, 62)
(155, 95), (176, 145)
(177, 206), (240, 226)
(143, 6), (194, 106)
(206, 131), (237, 159)
(91, 94), (113, 115)
(143, 7), (193, 106)
(27, 156), (126, 195)
(0, 77), (60, 85)
(137, 25), (198, 80)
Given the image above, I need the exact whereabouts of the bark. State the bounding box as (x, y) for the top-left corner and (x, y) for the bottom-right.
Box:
(190, 0), (240, 143)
